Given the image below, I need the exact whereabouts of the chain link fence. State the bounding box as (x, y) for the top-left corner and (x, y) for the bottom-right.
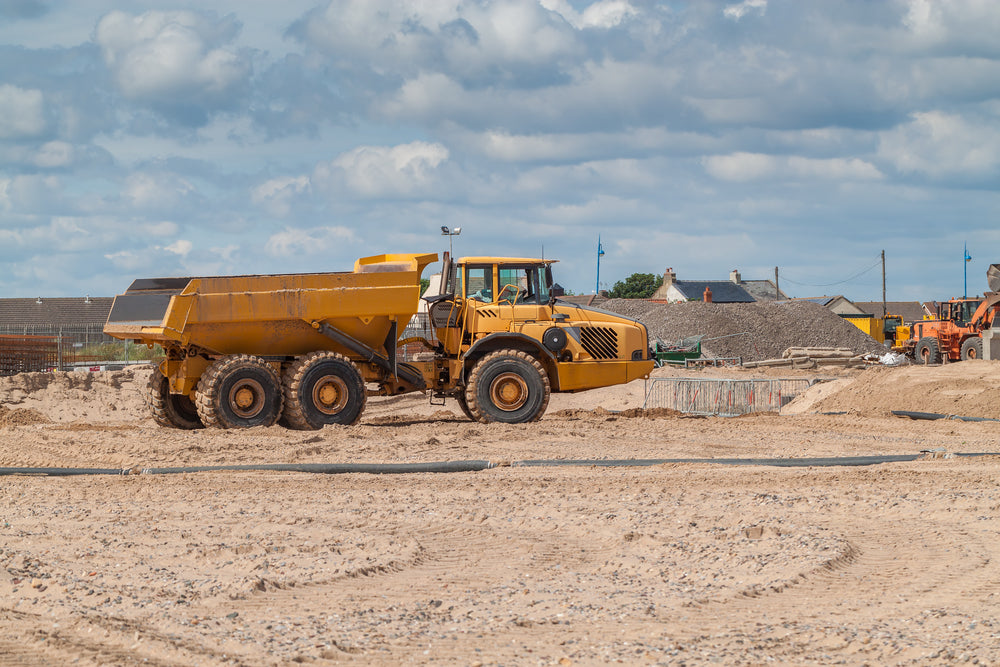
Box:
(643, 377), (819, 416)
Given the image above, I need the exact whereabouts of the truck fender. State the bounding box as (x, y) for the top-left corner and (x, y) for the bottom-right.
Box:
(462, 332), (558, 389)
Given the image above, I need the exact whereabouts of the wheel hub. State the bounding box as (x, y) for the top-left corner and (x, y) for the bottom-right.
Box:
(490, 372), (529, 411)
(313, 375), (349, 415)
(229, 379), (265, 418)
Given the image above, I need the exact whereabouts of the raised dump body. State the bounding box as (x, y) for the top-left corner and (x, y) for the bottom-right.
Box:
(107, 251), (654, 430)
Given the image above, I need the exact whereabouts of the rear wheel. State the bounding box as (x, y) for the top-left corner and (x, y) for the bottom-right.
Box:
(196, 355), (283, 429)
(147, 371), (203, 429)
(465, 350), (550, 424)
(914, 337), (941, 365)
(961, 337), (983, 361)
(282, 351), (366, 429)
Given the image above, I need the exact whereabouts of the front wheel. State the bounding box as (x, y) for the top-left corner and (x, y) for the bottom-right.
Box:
(454, 393), (475, 421)
(914, 337), (941, 365)
(147, 371), (203, 429)
(961, 337), (983, 361)
(465, 350), (550, 424)
(195, 355), (284, 429)
(282, 351), (367, 429)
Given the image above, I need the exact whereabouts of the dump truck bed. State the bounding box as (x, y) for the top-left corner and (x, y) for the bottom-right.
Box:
(104, 253), (437, 358)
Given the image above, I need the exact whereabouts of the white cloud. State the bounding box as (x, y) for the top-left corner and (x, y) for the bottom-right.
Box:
(703, 152), (882, 182)
(901, 0), (1000, 54)
(124, 172), (196, 210)
(33, 141), (74, 168)
(94, 10), (248, 104)
(723, 0), (767, 21)
(314, 141), (450, 198)
(295, 0), (582, 78)
(0, 84), (45, 139)
(164, 239), (193, 256)
(250, 176), (310, 218)
(877, 110), (1000, 176)
(265, 226), (356, 257)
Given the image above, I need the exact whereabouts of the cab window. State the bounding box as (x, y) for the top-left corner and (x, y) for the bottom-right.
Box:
(465, 265), (493, 302)
(497, 265), (549, 304)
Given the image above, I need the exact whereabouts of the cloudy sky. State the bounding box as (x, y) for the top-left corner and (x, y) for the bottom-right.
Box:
(1, 0), (998, 301)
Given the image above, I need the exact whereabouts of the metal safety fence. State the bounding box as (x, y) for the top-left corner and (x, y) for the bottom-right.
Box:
(643, 377), (819, 416)
(0, 325), (156, 375)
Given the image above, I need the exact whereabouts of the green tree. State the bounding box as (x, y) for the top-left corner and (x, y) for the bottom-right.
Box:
(419, 277), (430, 294)
(608, 272), (663, 299)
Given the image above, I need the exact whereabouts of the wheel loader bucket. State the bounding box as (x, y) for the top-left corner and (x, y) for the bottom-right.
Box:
(987, 264), (1000, 293)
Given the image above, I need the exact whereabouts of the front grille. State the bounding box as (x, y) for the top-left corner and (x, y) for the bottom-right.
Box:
(580, 327), (619, 359)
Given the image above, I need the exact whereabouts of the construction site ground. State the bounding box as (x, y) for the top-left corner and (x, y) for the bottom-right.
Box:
(2, 362), (1000, 666)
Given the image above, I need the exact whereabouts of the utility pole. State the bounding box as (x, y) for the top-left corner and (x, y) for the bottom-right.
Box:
(774, 266), (779, 300)
(881, 249), (886, 318)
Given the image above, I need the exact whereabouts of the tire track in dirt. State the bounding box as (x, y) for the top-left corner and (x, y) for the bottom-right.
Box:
(0, 607), (227, 667)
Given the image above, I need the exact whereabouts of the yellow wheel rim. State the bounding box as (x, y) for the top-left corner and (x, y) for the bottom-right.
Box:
(489, 372), (529, 412)
(313, 375), (350, 415)
(229, 379), (265, 418)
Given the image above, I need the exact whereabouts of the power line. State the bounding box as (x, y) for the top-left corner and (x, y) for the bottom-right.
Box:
(779, 255), (883, 288)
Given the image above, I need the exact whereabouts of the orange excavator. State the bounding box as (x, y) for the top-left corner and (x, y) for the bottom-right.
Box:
(908, 264), (1000, 363)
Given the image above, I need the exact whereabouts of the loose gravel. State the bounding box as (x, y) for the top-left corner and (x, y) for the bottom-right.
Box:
(601, 299), (886, 362)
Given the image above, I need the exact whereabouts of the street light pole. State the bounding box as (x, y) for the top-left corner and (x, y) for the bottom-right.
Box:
(964, 242), (972, 298)
(441, 226), (462, 257)
(596, 235), (605, 295)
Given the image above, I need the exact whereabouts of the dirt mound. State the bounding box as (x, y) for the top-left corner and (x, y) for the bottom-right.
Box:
(0, 405), (51, 426)
(788, 360), (1000, 419)
(0, 366), (152, 424)
(601, 299), (884, 362)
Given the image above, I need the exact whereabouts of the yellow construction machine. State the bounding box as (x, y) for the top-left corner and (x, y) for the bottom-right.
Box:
(104, 252), (654, 429)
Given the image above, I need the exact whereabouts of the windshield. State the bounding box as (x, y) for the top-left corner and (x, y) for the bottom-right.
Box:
(496, 265), (549, 304)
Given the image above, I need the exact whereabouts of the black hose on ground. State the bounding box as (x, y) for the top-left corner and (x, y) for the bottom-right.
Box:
(0, 453), (995, 478)
(0, 461), (496, 477)
(891, 410), (1000, 423)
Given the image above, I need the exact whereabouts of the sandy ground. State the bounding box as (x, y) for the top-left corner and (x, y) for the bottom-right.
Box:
(2, 362), (1000, 665)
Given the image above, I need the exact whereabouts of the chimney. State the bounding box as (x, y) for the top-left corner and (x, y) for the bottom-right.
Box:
(730, 269), (741, 284)
(703, 286), (713, 303)
(664, 267), (676, 286)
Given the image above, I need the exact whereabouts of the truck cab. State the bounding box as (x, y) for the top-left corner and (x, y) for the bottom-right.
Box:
(426, 255), (654, 421)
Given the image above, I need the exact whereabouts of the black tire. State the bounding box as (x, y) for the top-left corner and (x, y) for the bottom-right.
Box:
(465, 350), (550, 424)
(147, 371), (203, 429)
(195, 355), (283, 429)
(282, 351), (366, 429)
(454, 393), (475, 421)
(961, 337), (983, 361)
(914, 337), (941, 365)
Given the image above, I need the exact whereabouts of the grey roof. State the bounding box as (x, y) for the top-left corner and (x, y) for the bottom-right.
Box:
(673, 280), (756, 303)
(854, 301), (931, 325)
(560, 294), (609, 307)
(0, 297), (114, 328)
(740, 279), (789, 302)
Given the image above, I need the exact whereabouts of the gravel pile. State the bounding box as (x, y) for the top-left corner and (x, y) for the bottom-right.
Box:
(601, 299), (885, 362)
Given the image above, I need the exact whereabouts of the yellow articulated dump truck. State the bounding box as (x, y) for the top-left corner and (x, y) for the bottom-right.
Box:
(104, 252), (654, 429)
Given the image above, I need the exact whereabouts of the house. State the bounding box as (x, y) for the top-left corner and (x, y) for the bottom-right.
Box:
(650, 268), (760, 303)
(781, 295), (866, 316)
(853, 301), (927, 326)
